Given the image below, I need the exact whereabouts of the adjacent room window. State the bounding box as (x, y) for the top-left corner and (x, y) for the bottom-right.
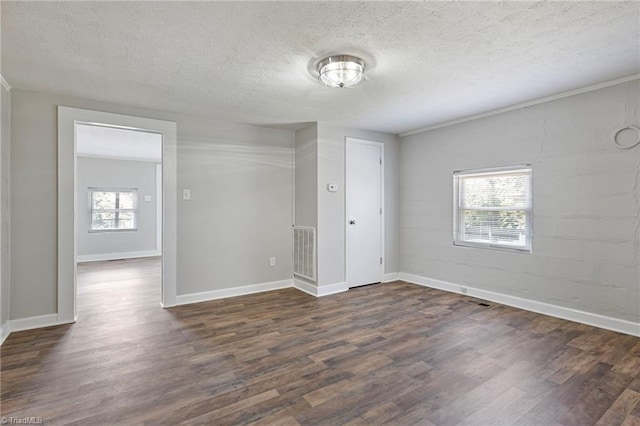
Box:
(89, 188), (138, 231)
(453, 166), (532, 252)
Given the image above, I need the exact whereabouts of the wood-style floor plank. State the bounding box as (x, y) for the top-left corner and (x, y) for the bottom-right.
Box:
(1, 257), (639, 425)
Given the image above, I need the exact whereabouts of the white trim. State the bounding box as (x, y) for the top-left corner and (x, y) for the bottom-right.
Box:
(77, 250), (161, 263)
(155, 164), (162, 253)
(293, 278), (319, 296)
(400, 74), (640, 137)
(0, 322), (10, 345)
(77, 153), (161, 163)
(400, 273), (640, 337)
(292, 279), (348, 297)
(175, 279), (292, 306)
(383, 272), (400, 282)
(58, 107), (178, 318)
(317, 281), (348, 297)
(0, 73), (10, 345)
(8, 314), (71, 333)
(0, 74), (10, 92)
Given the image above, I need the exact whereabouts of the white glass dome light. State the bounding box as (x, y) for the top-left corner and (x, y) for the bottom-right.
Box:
(317, 55), (365, 88)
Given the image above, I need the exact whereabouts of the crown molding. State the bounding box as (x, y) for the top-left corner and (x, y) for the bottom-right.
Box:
(0, 74), (11, 92)
(400, 73), (640, 137)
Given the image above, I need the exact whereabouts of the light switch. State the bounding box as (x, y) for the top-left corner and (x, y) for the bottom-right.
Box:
(144, 195), (152, 202)
(182, 189), (191, 200)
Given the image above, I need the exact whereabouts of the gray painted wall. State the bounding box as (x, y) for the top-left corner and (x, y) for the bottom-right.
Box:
(77, 157), (158, 258)
(316, 124), (400, 287)
(399, 81), (640, 323)
(10, 89), (293, 319)
(176, 117), (293, 295)
(1, 84), (10, 329)
(294, 124), (318, 228)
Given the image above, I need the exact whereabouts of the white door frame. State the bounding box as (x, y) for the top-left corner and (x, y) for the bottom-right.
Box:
(345, 137), (384, 288)
(57, 106), (177, 323)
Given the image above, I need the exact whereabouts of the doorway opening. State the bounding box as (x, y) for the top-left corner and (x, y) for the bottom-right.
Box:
(57, 107), (177, 324)
(75, 124), (163, 315)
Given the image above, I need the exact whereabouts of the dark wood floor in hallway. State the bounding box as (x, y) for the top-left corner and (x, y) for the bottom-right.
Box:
(1, 257), (640, 425)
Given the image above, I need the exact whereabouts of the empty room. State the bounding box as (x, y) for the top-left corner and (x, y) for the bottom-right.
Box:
(0, 1), (639, 425)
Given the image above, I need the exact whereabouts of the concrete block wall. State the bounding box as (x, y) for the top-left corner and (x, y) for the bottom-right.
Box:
(399, 80), (640, 324)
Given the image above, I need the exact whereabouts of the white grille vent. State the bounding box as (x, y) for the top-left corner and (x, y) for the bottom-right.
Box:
(293, 226), (316, 282)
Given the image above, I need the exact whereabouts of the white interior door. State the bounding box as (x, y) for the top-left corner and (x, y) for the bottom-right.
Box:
(346, 138), (383, 288)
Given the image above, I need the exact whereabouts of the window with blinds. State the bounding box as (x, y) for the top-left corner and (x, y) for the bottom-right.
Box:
(453, 166), (532, 252)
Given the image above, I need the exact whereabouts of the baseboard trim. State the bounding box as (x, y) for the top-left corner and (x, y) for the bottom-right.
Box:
(317, 282), (348, 297)
(8, 314), (68, 333)
(175, 279), (292, 306)
(77, 250), (161, 263)
(1, 314), (76, 345)
(0, 321), (10, 345)
(383, 272), (400, 282)
(400, 273), (640, 337)
(293, 279), (319, 297)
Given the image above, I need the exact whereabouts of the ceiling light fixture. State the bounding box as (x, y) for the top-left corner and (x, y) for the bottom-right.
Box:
(317, 55), (365, 88)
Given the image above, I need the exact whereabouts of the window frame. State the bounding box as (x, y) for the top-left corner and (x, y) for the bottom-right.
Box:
(453, 165), (532, 253)
(88, 187), (139, 232)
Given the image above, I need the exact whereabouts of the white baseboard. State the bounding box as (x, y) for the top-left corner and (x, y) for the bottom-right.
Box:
(292, 279), (348, 297)
(0, 321), (10, 345)
(293, 279), (319, 296)
(400, 273), (640, 337)
(175, 279), (292, 306)
(8, 313), (70, 333)
(317, 281), (348, 297)
(77, 250), (161, 263)
(383, 272), (400, 282)
(1, 314), (76, 346)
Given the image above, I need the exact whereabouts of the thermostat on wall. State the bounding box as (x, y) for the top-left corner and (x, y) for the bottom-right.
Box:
(327, 183), (338, 192)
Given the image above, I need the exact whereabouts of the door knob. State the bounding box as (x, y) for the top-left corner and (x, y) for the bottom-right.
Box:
(349, 220), (356, 225)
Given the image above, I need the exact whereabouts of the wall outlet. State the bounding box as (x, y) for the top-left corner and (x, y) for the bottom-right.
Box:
(182, 189), (191, 200)
(269, 257), (276, 267)
(144, 195), (152, 202)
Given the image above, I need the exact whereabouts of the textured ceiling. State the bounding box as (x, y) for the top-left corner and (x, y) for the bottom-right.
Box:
(2, 1), (639, 134)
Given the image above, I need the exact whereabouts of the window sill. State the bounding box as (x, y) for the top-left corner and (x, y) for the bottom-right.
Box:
(89, 228), (139, 233)
(453, 240), (531, 254)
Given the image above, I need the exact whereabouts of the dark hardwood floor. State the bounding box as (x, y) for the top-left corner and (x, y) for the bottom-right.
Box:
(1, 257), (639, 425)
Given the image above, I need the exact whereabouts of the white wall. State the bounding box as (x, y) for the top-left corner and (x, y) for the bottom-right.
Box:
(316, 124), (400, 287)
(399, 80), (640, 324)
(10, 89), (293, 320)
(76, 157), (159, 260)
(0, 83), (10, 333)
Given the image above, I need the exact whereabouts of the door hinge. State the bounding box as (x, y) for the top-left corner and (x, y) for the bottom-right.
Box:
(380, 257), (383, 265)
(380, 207), (382, 215)
(380, 157), (382, 165)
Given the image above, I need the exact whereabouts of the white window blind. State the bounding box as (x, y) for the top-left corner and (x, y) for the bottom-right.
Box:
(89, 188), (138, 232)
(453, 166), (532, 252)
